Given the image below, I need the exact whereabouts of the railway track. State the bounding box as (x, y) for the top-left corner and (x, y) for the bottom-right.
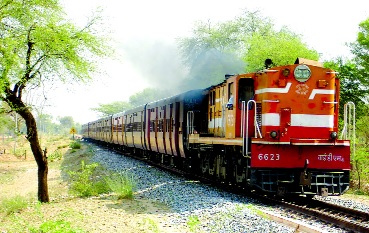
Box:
(101, 143), (368, 232)
(274, 196), (369, 232)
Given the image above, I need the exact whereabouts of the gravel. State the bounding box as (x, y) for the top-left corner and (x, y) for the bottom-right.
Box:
(89, 144), (366, 233)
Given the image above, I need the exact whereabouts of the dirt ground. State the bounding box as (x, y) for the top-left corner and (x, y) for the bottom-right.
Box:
(0, 152), (189, 233)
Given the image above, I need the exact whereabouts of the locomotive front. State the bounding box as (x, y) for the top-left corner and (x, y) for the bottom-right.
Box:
(250, 58), (350, 196)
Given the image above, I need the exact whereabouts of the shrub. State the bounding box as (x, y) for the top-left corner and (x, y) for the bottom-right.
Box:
(69, 141), (81, 149)
(0, 195), (29, 215)
(104, 171), (135, 199)
(48, 149), (63, 162)
(57, 144), (69, 149)
(68, 161), (109, 197)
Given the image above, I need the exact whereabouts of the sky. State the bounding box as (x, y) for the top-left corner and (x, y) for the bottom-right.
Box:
(43, 0), (369, 124)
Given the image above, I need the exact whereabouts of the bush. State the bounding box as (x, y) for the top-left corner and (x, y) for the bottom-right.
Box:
(104, 171), (135, 199)
(69, 141), (81, 149)
(68, 161), (109, 197)
(0, 195), (29, 215)
(48, 149), (63, 162)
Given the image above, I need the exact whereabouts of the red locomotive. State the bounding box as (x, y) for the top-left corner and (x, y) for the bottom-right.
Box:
(82, 58), (351, 197)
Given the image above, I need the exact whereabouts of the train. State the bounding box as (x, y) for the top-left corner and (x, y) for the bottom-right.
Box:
(82, 58), (353, 197)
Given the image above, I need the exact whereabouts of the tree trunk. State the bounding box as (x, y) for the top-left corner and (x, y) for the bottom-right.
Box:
(5, 96), (50, 202)
(25, 110), (50, 203)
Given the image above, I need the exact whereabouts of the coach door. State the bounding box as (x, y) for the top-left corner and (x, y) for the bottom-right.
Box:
(167, 103), (174, 155)
(146, 108), (152, 151)
(173, 102), (181, 156)
(156, 105), (167, 154)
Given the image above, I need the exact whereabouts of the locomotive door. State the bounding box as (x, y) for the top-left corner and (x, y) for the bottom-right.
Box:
(225, 81), (236, 138)
(238, 78), (255, 138)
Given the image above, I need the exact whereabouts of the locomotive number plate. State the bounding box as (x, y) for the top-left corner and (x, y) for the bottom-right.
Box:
(257, 153), (280, 161)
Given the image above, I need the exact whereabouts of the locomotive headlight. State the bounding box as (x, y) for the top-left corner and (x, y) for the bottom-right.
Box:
(282, 68), (290, 77)
(270, 131), (278, 139)
(330, 131), (338, 139)
(294, 64), (311, 82)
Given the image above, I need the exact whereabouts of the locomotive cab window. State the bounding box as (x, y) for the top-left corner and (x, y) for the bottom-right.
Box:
(238, 78), (254, 109)
(226, 82), (234, 109)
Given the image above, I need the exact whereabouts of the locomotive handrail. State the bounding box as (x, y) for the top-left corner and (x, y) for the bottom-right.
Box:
(263, 100), (280, 103)
(241, 100), (262, 157)
(323, 101), (338, 104)
(340, 102), (355, 156)
(262, 69), (278, 73)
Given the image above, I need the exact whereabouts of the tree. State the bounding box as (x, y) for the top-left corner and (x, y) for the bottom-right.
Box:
(58, 116), (75, 135)
(91, 88), (172, 117)
(0, 106), (13, 135)
(178, 10), (319, 89)
(0, 0), (110, 202)
(351, 17), (369, 75)
(59, 116), (74, 129)
(243, 27), (319, 72)
(129, 88), (171, 107)
(91, 101), (132, 116)
(324, 58), (369, 119)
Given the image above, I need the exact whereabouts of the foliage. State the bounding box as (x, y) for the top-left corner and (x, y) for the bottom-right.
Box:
(356, 113), (369, 146)
(129, 88), (171, 107)
(351, 17), (369, 75)
(48, 149), (63, 162)
(91, 88), (174, 116)
(0, 102), (14, 134)
(59, 117), (75, 130)
(104, 171), (135, 199)
(178, 10), (318, 89)
(187, 215), (201, 232)
(90, 101), (132, 117)
(67, 161), (109, 197)
(33, 220), (85, 233)
(243, 27), (319, 71)
(0, 0), (110, 96)
(350, 147), (369, 191)
(0, 195), (29, 215)
(69, 141), (81, 149)
(324, 58), (369, 119)
(0, 0), (112, 202)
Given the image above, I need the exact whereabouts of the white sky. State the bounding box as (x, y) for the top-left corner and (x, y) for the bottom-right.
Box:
(44, 0), (369, 124)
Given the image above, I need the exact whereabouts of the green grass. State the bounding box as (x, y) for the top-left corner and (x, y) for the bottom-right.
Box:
(31, 220), (85, 233)
(48, 149), (63, 162)
(69, 141), (81, 149)
(104, 171), (135, 199)
(187, 215), (201, 232)
(0, 195), (29, 215)
(67, 160), (110, 197)
(143, 218), (159, 233)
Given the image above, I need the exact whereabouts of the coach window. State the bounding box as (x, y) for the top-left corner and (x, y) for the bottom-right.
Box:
(238, 78), (254, 109)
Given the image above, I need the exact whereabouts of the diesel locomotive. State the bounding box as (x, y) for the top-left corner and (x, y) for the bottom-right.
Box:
(82, 58), (353, 197)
